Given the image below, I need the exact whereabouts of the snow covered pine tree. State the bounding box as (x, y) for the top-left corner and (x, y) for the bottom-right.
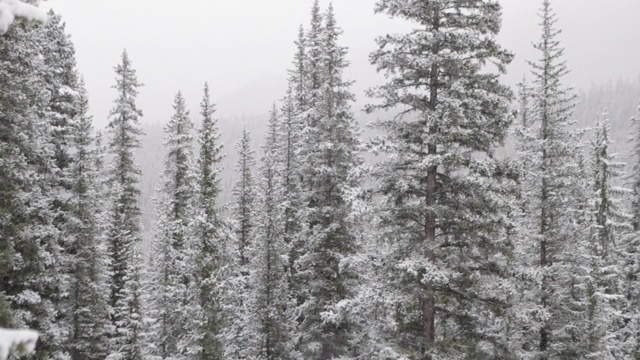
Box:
(190, 83), (227, 360)
(149, 91), (197, 360)
(368, 0), (515, 358)
(243, 105), (293, 359)
(581, 111), (630, 358)
(624, 101), (640, 357)
(295, 3), (364, 358)
(511, 1), (590, 357)
(68, 79), (109, 360)
(105, 50), (146, 360)
(225, 128), (256, 359)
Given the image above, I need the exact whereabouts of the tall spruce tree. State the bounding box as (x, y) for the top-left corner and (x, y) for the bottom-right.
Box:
(291, 25), (308, 112)
(279, 86), (304, 283)
(368, 1), (515, 358)
(41, 13), (87, 360)
(0, 9), (69, 360)
(105, 50), (145, 360)
(305, 0), (323, 110)
(631, 102), (640, 231)
(149, 91), (196, 360)
(233, 128), (256, 270)
(112, 249), (146, 360)
(224, 128), (257, 359)
(624, 102), (640, 357)
(582, 112), (629, 359)
(295, 4), (364, 359)
(68, 79), (109, 360)
(190, 83), (226, 360)
(244, 105), (292, 360)
(282, 26), (307, 340)
(511, 1), (588, 358)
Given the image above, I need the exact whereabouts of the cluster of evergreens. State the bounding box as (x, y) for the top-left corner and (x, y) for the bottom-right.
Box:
(2, 0), (640, 359)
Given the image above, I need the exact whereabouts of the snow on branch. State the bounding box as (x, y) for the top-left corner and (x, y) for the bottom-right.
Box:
(0, 0), (48, 35)
(0, 328), (39, 360)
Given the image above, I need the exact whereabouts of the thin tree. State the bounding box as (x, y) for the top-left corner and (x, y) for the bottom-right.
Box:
(224, 128), (256, 359)
(233, 128), (256, 270)
(191, 83), (226, 360)
(245, 105), (292, 360)
(512, 1), (587, 357)
(582, 112), (629, 359)
(149, 91), (196, 360)
(68, 79), (109, 360)
(624, 101), (640, 357)
(105, 49), (145, 360)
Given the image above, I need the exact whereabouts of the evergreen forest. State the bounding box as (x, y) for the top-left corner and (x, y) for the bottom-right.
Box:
(2, 0), (640, 359)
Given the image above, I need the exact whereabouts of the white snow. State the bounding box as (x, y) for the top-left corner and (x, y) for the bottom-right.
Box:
(59, 85), (79, 97)
(0, 0), (48, 35)
(0, 328), (39, 360)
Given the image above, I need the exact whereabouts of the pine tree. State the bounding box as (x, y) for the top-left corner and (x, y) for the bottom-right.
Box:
(623, 102), (640, 357)
(233, 128), (256, 270)
(290, 25), (308, 112)
(190, 83), (226, 360)
(581, 111), (629, 359)
(305, 0), (323, 109)
(149, 91), (196, 360)
(41, 12), (88, 360)
(368, 0), (515, 358)
(43, 10), (79, 176)
(245, 105), (292, 360)
(511, 1), (588, 357)
(299, 0), (325, 191)
(68, 79), (109, 360)
(105, 49), (145, 360)
(295, 4), (364, 358)
(279, 86), (303, 271)
(517, 76), (532, 128)
(0, 9), (68, 360)
(282, 26), (307, 343)
(111, 250), (146, 360)
(224, 128), (257, 359)
(631, 101), (640, 231)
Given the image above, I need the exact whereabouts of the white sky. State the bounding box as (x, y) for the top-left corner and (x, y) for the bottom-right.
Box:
(42, 0), (640, 127)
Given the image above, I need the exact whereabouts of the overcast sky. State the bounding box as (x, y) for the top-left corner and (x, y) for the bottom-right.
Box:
(43, 0), (640, 127)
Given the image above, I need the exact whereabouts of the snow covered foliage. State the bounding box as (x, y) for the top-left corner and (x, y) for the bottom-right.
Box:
(581, 111), (630, 359)
(0, 328), (39, 360)
(105, 50), (146, 360)
(623, 101), (640, 357)
(242, 105), (294, 359)
(294, 3), (365, 358)
(190, 82), (228, 360)
(4, 1), (640, 359)
(279, 30), (306, 356)
(367, 0), (515, 358)
(68, 79), (110, 360)
(0, 7), (83, 360)
(148, 91), (197, 360)
(510, 1), (592, 357)
(629, 102), (640, 231)
(0, 0), (47, 35)
(232, 128), (256, 271)
(224, 128), (257, 359)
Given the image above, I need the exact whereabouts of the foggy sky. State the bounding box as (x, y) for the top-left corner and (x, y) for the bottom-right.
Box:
(43, 0), (640, 127)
